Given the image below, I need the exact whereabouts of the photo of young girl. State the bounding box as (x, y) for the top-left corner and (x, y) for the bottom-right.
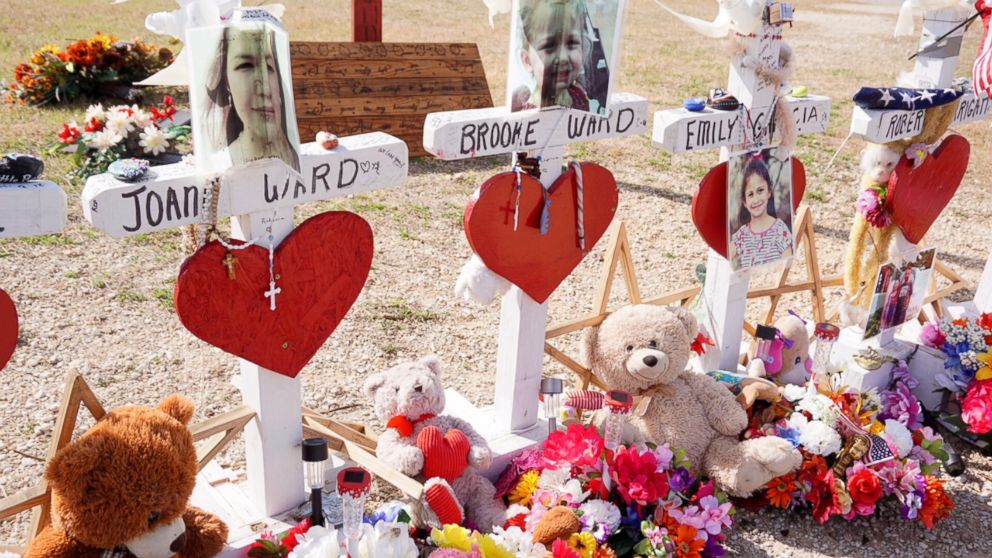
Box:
(188, 17), (301, 174)
(507, 0), (625, 115)
(863, 248), (936, 339)
(727, 150), (795, 271)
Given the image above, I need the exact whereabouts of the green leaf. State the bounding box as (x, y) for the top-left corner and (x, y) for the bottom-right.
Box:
(397, 509), (412, 524)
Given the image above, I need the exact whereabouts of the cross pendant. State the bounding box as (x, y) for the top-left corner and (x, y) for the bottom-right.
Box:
(264, 280), (282, 311)
(222, 251), (238, 280)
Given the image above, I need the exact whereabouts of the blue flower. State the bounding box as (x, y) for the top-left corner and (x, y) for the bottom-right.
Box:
(776, 426), (802, 448)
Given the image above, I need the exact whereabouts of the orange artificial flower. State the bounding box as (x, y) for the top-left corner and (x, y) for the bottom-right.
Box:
(672, 525), (704, 558)
(767, 474), (797, 508)
(920, 476), (954, 529)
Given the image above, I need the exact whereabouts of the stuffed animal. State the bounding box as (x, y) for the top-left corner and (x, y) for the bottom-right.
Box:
(584, 305), (801, 497)
(25, 395), (228, 558)
(746, 313), (812, 386)
(363, 356), (506, 531)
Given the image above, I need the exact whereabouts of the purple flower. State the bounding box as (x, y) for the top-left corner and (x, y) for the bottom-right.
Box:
(890, 361), (919, 390)
(856, 189), (892, 228)
(703, 534), (727, 557)
(494, 448), (545, 498)
(697, 495), (733, 535)
(669, 468), (695, 493)
(880, 382), (923, 430)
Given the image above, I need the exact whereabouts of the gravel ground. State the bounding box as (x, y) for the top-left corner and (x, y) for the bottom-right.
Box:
(2, 0), (992, 555)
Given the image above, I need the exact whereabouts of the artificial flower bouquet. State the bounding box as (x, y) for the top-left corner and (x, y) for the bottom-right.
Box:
(919, 313), (992, 445)
(54, 97), (189, 178)
(5, 33), (173, 105)
(740, 362), (953, 527)
(491, 423), (734, 558)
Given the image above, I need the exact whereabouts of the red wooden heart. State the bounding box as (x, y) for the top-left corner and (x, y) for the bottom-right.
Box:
(174, 212), (372, 378)
(465, 163), (618, 303)
(692, 158), (806, 258)
(0, 289), (17, 371)
(886, 134), (970, 244)
(416, 425), (470, 483)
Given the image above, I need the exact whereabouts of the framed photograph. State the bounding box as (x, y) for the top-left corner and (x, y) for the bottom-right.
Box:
(863, 247), (937, 339)
(187, 14), (301, 173)
(506, 0), (626, 115)
(726, 148), (795, 271)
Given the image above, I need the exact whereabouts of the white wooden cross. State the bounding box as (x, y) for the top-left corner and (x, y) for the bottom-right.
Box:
(83, 132), (408, 516)
(652, 3), (831, 372)
(423, 94), (648, 465)
(0, 178), (67, 240)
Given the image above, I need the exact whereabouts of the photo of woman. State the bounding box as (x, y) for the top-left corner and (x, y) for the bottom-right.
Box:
(863, 248), (936, 339)
(508, 0), (624, 115)
(727, 150), (795, 271)
(189, 20), (300, 173)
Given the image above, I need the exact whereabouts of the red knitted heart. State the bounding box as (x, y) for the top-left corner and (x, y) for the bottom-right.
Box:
(416, 426), (470, 483)
(886, 134), (970, 244)
(174, 212), (373, 378)
(0, 289), (16, 371)
(692, 158), (806, 258)
(465, 163), (618, 303)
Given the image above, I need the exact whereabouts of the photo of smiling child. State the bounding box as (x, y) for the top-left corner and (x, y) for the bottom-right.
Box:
(188, 17), (301, 173)
(727, 150), (795, 271)
(508, 0), (625, 115)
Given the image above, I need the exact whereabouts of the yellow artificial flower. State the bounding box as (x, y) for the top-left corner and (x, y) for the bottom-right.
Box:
(507, 470), (540, 505)
(431, 524), (473, 551)
(976, 351), (992, 381)
(474, 533), (515, 558)
(568, 532), (598, 558)
(867, 421), (885, 436)
(88, 33), (116, 51)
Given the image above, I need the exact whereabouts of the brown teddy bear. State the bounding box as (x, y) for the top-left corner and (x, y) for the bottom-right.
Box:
(24, 395), (228, 558)
(363, 355), (506, 531)
(584, 304), (801, 497)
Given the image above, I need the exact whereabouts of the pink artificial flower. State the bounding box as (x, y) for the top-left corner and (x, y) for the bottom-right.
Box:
(873, 459), (921, 499)
(697, 495), (733, 535)
(881, 381), (923, 430)
(611, 446), (670, 506)
(668, 504), (705, 531)
(920, 322), (946, 349)
(962, 379), (992, 434)
(856, 189), (892, 228)
(543, 423), (605, 468)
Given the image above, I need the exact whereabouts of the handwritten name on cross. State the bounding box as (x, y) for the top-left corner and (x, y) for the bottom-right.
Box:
(651, 7), (832, 372)
(423, 94), (648, 439)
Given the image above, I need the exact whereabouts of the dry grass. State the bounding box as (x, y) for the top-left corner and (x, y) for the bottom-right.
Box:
(1, 0), (992, 556)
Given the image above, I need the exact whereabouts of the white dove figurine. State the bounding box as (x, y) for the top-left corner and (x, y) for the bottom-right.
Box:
(894, 0), (974, 37)
(653, 0), (766, 38)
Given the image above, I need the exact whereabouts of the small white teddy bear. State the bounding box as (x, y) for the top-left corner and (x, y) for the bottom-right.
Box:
(363, 356), (506, 531)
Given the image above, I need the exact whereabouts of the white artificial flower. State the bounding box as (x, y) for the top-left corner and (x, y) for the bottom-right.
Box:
(783, 384), (807, 402)
(559, 478), (590, 504)
(130, 105), (154, 128)
(796, 393), (839, 427)
(490, 526), (548, 558)
(87, 129), (123, 153)
(537, 466), (572, 490)
(354, 521), (418, 558)
(139, 125), (168, 156)
(105, 108), (135, 134)
(789, 412), (842, 456)
(287, 525), (342, 558)
(578, 499), (621, 542)
(884, 419), (914, 458)
(84, 103), (105, 122)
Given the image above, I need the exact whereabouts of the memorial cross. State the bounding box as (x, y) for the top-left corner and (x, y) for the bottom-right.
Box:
(0, 179), (67, 240)
(83, 133), (408, 516)
(651, 2), (831, 372)
(423, 93), (648, 455)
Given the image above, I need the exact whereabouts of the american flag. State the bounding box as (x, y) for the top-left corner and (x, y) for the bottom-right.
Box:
(973, 1), (992, 98)
(834, 411), (896, 466)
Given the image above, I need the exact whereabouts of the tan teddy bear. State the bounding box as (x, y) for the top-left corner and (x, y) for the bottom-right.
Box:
(363, 355), (506, 531)
(585, 304), (801, 497)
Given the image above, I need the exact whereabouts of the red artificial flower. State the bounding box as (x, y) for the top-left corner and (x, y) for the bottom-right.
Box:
(804, 466), (840, 524)
(846, 469), (883, 516)
(543, 423), (604, 468)
(57, 122), (80, 144)
(766, 474), (797, 509)
(691, 332), (715, 355)
(671, 524), (705, 558)
(280, 518), (311, 550)
(552, 538), (581, 558)
(611, 446), (669, 506)
(586, 477), (611, 500)
(503, 512), (527, 531)
(920, 476), (954, 529)
(84, 117), (103, 132)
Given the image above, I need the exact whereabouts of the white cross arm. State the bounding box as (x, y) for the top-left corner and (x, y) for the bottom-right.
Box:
(850, 91), (991, 144)
(82, 132), (408, 238)
(422, 92), (649, 160)
(0, 181), (67, 238)
(652, 95), (831, 154)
